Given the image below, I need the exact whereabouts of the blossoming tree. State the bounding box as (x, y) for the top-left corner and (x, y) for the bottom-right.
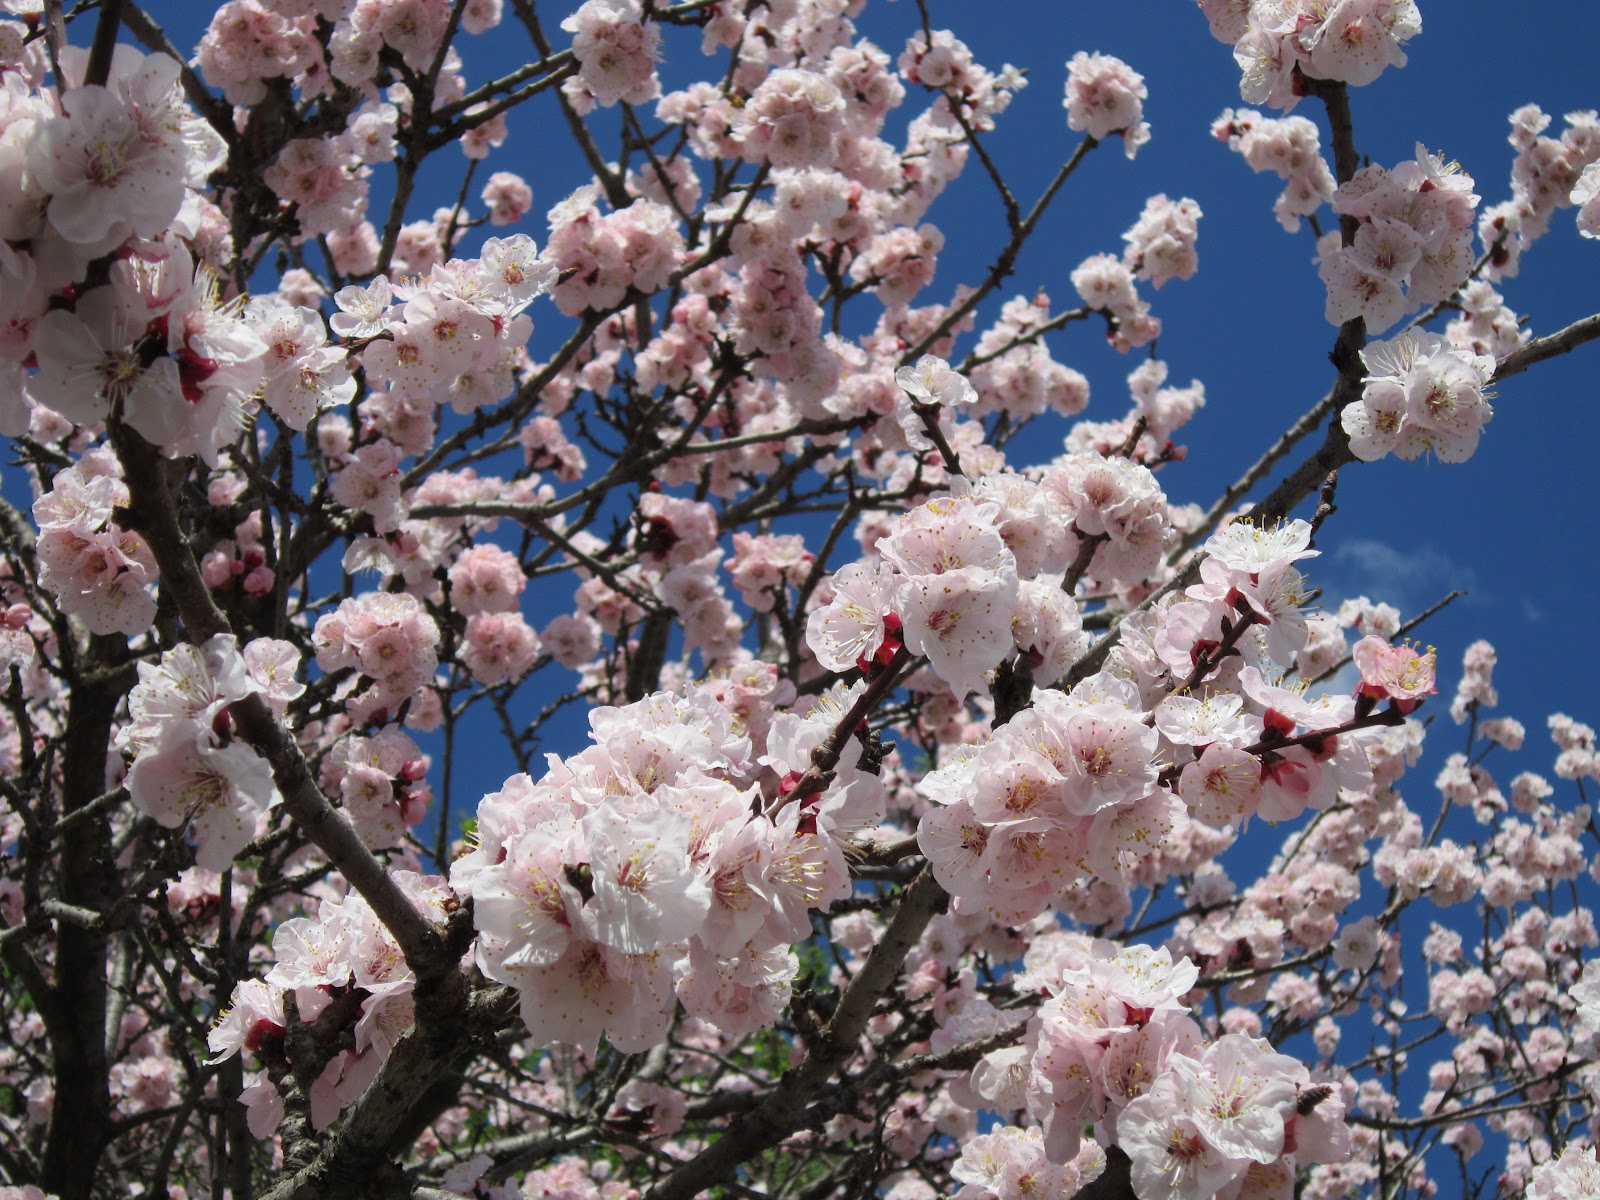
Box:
(1, 2), (1599, 1200)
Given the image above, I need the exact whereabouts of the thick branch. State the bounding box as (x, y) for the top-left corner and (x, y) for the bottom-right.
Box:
(1170, 389), (1336, 560)
(262, 986), (517, 1200)
(39, 640), (122, 1200)
(645, 869), (947, 1200)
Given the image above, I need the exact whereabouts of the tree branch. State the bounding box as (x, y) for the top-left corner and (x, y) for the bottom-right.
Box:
(1491, 311), (1600, 382)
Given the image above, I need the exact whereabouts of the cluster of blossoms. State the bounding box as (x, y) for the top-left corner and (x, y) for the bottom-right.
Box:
(1529, 1144), (1600, 1197)
(284, 236), (555, 535)
(32, 461), (159, 637)
(198, 475), (278, 597)
(209, 870), (455, 1138)
(850, 221), (945, 307)
(313, 591), (441, 724)
(1350, 635), (1436, 712)
(545, 187), (682, 316)
(562, 0), (661, 110)
(1482, 106), (1600, 276)
(1071, 251), (1165, 351)
(1212, 108), (1336, 231)
(1121, 194), (1203, 289)
(1317, 146), (1479, 333)
(1442, 278), (1529, 358)
(734, 67), (848, 169)
(807, 350), (1200, 709)
(197, 1), (511, 249)
(197, 0), (502, 99)
(354, 234), (553, 408)
(246, 291), (357, 430)
(481, 170), (535, 225)
(444, 681), (889, 1051)
(118, 635), (299, 869)
(441, 542), (544, 687)
(728, 532), (813, 612)
(0, 40), (555, 486)
(319, 728), (433, 849)
(617, 489), (744, 662)
(917, 675), (1163, 920)
(1063, 51), (1150, 158)
(902, 514), (1405, 926)
(1199, 0), (1422, 105)
(951, 1127), (1106, 1200)
(1342, 330), (1496, 462)
(807, 459), (1120, 700)
(261, 125), (377, 241)
(966, 294), (1092, 421)
(959, 942), (1349, 1200)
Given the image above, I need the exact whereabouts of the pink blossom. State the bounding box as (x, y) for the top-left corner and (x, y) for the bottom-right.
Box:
(1064, 52), (1149, 158)
(896, 567), (1015, 699)
(1300, 0), (1422, 87)
(807, 561), (897, 673)
(30, 65), (191, 247)
(31, 288), (182, 439)
(117, 633), (260, 758)
(1351, 635), (1437, 711)
(126, 732), (278, 871)
(1574, 161), (1600, 237)
(1118, 1074), (1249, 1200)
(561, 0), (660, 108)
(461, 612), (541, 685)
(240, 1073), (285, 1140)
(1344, 331), (1494, 463)
(207, 979), (285, 1064)
(482, 170), (533, 225)
(1180, 743), (1263, 831)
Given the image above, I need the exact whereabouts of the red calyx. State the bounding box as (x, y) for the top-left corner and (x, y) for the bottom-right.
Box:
(1262, 708), (1296, 740)
(244, 1018), (286, 1054)
(857, 613), (904, 673)
(639, 516), (679, 558)
(177, 347), (221, 404)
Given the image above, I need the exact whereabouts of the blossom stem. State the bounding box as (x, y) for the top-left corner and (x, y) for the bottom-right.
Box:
(776, 646), (913, 812)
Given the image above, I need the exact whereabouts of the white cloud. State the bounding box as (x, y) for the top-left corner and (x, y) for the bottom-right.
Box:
(1325, 538), (1479, 620)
